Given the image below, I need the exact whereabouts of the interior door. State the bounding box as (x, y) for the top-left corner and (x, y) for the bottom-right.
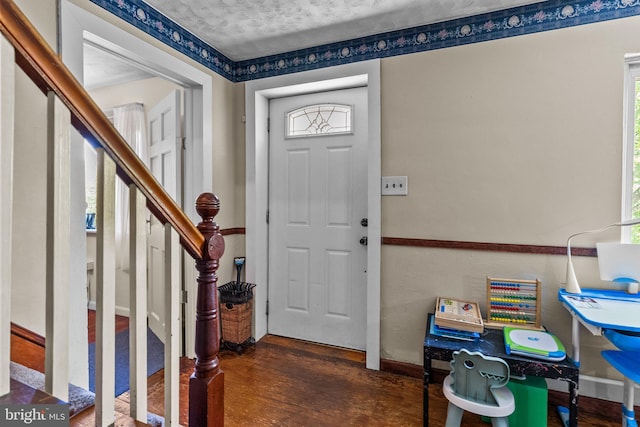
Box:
(268, 87), (368, 350)
(147, 90), (182, 343)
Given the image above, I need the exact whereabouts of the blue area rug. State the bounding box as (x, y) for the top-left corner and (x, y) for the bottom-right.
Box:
(88, 328), (164, 396)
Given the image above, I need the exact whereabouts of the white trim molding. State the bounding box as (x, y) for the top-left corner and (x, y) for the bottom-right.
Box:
(246, 59), (382, 369)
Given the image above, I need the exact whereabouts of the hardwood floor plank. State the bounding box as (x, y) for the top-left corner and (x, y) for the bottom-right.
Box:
(221, 337), (421, 426)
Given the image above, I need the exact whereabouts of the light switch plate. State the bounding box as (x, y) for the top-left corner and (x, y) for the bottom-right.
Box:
(381, 176), (408, 195)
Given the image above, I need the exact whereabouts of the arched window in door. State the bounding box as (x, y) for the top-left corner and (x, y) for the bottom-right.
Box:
(286, 103), (353, 138)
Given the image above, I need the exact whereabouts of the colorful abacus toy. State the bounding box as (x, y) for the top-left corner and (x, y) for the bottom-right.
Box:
(485, 277), (543, 330)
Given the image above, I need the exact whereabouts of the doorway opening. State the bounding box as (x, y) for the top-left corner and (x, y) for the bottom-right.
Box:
(61, 0), (213, 362)
(268, 87), (369, 351)
(246, 60), (382, 369)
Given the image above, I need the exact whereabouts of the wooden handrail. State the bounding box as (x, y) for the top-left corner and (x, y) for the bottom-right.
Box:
(0, 0), (204, 259)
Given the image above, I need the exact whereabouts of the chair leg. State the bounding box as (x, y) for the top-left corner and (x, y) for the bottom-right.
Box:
(491, 416), (509, 427)
(445, 402), (464, 427)
(622, 377), (638, 427)
(623, 414), (638, 427)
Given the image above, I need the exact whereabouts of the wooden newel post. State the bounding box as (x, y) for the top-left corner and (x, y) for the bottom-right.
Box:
(189, 193), (225, 426)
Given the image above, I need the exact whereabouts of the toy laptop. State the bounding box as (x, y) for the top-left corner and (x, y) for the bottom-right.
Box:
(504, 326), (566, 361)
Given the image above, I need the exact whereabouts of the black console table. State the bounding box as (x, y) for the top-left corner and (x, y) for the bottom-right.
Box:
(423, 314), (579, 427)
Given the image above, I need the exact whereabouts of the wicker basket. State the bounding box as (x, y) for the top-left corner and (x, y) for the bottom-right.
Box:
(220, 300), (253, 345)
(218, 281), (256, 304)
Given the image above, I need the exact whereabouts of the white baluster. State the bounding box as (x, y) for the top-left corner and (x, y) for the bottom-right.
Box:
(164, 224), (180, 425)
(0, 33), (15, 398)
(129, 185), (147, 421)
(96, 149), (116, 426)
(45, 92), (70, 402)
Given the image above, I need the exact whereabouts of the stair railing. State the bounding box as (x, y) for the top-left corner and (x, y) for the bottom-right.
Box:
(0, 0), (223, 425)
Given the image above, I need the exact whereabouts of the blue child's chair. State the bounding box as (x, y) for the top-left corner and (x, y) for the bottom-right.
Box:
(601, 328), (640, 427)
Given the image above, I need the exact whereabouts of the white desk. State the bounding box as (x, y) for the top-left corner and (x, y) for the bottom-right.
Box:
(558, 288), (640, 366)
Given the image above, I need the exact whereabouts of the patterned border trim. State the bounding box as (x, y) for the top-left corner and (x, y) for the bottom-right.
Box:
(90, 0), (640, 82)
(89, 0), (235, 80)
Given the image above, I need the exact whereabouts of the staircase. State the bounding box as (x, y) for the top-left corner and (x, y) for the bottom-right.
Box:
(0, 0), (224, 425)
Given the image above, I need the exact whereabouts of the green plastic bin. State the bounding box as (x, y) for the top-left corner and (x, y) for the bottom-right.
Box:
(508, 376), (548, 426)
(482, 376), (548, 426)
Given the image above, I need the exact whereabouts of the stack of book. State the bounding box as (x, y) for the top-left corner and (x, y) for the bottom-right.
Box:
(432, 297), (484, 341)
(429, 314), (480, 341)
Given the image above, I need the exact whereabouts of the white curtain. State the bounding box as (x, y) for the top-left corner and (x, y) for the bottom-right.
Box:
(113, 103), (147, 272)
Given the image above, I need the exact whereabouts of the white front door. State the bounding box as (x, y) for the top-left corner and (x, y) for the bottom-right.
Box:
(147, 90), (182, 343)
(268, 87), (368, 350)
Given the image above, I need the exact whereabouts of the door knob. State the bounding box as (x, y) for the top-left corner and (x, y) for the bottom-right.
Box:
(359, 236), (368, 246)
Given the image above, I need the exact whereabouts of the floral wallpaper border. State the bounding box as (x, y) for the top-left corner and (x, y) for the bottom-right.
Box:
(90, 0), (640, 82)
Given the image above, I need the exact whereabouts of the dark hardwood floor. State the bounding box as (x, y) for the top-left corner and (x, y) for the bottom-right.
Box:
(9, 312), (623, 426)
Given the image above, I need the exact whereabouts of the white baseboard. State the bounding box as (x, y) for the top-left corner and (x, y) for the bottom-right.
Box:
(548, 375), (640, 405)
(87, 300), (130, 318)
(115, 305), (130, 317)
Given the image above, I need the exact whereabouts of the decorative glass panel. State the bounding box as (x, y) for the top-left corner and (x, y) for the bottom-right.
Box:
(286, 104), (353, 138)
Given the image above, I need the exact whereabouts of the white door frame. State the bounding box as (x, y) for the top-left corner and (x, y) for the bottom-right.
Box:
(60, 0), (213, 358)
(245, 60), (381, 369)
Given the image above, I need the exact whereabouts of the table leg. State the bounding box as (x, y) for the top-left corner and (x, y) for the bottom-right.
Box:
(424, 354), (431, 427)
(569, 380), (578, 427)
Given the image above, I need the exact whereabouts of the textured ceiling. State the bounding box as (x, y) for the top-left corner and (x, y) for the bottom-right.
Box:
(142, 0), (543, 61)
(84, 42), (155, 90)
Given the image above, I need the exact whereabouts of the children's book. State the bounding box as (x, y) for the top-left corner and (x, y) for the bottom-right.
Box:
(434, 297), (484, 333)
